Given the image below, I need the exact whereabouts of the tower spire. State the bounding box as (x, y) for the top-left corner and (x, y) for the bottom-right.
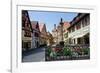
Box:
(54, 24), (56, 29)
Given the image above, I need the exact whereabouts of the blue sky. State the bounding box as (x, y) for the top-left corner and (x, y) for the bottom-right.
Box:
(28, 10), (78, 33)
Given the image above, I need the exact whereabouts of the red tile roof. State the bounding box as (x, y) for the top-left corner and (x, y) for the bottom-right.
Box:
(63, 22), (71, 32)
(63, 22), (70, 28)
(31, 21), (38, 30)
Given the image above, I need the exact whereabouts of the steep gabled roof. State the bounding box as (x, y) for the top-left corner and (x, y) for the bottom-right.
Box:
(31, 21), (40, 32)
(39, 23), (47, 33)
(31, 21), (38, 29)
(22, 10), (33, 32)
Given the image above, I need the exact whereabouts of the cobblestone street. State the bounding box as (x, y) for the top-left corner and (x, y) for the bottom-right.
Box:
(22, 48), (45, 62)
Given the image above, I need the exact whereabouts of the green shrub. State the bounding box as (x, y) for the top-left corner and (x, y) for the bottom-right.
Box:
(82, 48), (90, 55)
(50, 51), (57, 58)
(56, 49), (63, 56)
(63, 47), (72, 56)
(46, 47), (52, 56)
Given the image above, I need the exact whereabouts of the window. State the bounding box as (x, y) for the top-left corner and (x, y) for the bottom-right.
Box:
(77, 38), (81, 44)
(76, 22), (81, 30)
(74, 39), (75, 44)
(72, 26), (75, 32)
(84, 17), (88, 26)
(82, 15), (90, 27)
(87, 15), (90, 25)
(24, 30), (31, 37)
(82, 18), (85, 27)
(34, 32), (39, 37)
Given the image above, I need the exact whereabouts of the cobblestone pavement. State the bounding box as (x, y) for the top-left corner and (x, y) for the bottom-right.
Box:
(22, 47), (45, 62)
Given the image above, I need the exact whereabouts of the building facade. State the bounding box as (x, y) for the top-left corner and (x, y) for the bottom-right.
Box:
(22, 10), (33, 51)
(52, 18), (64, 45)
(39, 23), (48, 46)
(57, 24), (63, 43)
(52, 24), (63, 45)
(47, 32), (54, 46)
(68, 13), (90, 45)
(63, 22), (70, 44)
(31, 21), (40, 49)
(52, 20), (70, 45)
(52, 24), (58, 45)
